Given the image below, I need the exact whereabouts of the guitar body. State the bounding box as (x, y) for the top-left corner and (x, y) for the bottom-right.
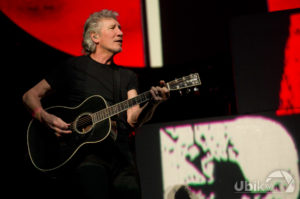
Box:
(27, 95), (111, 172)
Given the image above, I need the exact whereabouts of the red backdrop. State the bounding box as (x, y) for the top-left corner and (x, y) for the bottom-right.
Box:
(267, 0), (300, 12)
(1, 0), (145, 67)
(267, 0), (300, 115)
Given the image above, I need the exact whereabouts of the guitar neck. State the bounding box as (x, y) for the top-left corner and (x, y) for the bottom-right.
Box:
(91, 73), (201, 123)
(92, 91), (152, 123)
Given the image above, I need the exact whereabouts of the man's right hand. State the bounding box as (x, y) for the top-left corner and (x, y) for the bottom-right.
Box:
(39, 109), (72, 137)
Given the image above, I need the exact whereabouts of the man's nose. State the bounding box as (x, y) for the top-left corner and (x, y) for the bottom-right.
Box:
(117, 28), (123, 36)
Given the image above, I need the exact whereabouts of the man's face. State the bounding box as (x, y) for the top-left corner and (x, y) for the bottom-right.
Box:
(97, 18), (123, 54)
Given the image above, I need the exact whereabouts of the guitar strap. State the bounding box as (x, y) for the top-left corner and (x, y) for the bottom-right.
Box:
(113, 66), (121, 103)
(111, 66), (121, 141)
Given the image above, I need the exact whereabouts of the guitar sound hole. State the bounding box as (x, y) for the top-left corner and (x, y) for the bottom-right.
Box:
(75, 114), (93, 134)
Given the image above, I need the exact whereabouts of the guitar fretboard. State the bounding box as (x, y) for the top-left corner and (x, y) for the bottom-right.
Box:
(90, 73), (201, 123)
(92, 91), (152, 123)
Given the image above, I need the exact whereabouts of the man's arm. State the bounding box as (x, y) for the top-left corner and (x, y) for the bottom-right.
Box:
(22, 79), (71, 136)
(127, 80), (170, 128)
(22, 79), (51, 121)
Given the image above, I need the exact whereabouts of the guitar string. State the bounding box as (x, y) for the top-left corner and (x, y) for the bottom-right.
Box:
(71, 97), (151, 129)
(68, 78), (199, 129)
(72, 102), (135, 127)
(71, 91), (152, 129)
(69, 83), (195, 129)
(72, 100), (141, 128)
(69, 82), (196, 129)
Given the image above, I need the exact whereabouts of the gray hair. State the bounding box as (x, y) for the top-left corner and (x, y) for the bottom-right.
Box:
(82, 9), (119, 54)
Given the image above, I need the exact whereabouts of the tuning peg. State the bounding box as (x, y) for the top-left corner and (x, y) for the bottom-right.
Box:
(186, 88), (191, 94)
(179, 90), (183, 96)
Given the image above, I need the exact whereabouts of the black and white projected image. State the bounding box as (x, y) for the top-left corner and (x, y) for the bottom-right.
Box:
(160, 116), (299, 199)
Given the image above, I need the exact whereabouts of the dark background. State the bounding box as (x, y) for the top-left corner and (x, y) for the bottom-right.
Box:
(1, 1), (300, 198)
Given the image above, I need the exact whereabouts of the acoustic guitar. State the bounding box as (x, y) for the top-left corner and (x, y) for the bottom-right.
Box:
(27, 73), (201, 172)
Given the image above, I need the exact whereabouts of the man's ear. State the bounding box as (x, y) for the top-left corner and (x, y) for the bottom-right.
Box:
(91, 32), (100, 43)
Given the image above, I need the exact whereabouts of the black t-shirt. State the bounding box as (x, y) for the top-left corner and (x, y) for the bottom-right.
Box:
(44, 55), (138, 142)
(45, 55), (138, 106)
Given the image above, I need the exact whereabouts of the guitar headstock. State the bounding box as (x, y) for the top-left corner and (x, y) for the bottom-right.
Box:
(166, 73), (201, 92)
